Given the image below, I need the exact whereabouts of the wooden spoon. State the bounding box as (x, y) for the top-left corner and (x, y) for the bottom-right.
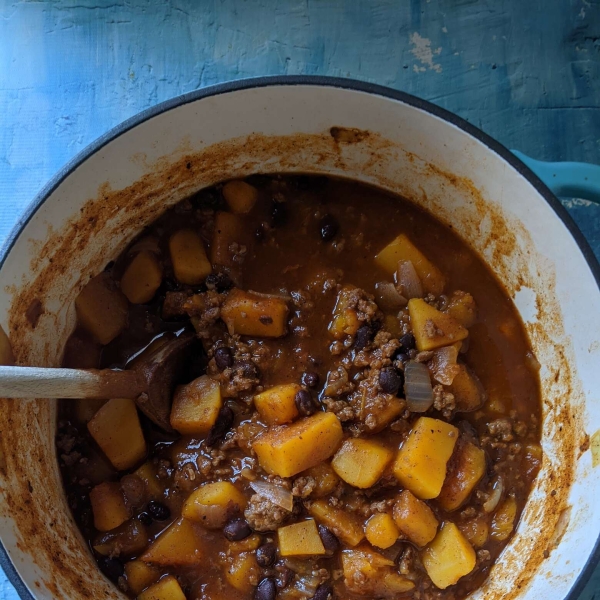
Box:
(0, 330), (197, 431)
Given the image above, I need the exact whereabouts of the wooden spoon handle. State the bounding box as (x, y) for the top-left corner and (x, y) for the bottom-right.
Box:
(0, 366), (145, 399)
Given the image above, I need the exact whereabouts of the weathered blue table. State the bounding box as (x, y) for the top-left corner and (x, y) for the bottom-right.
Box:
(1, 0), (599, 598)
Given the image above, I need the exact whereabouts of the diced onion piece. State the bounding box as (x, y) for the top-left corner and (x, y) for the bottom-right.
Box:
(483, 477), (504, 513)
(404, 361), (434, 412)
(395, 260), (423, 299)
(250, 480), (294, 512)
(430, 346), (460, 385)
(375, 282), (407, 311)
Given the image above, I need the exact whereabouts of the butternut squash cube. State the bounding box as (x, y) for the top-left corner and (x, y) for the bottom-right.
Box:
(459, 517), (489, 548)
(308, 499), (365, 547)
(228, 533), (262, 554)
(75, 272), (129, 345)
(393, 490), (438, 546)
(134, 462), (163, 500)
(221, 288), (289, 338)
(490, 496), (517, 541)
(328, 286), (361, 339)
(254, 383), (300, 425)
(137, 575), (186, 600)
(421, 522), (476, 589)
(438, 441), (486, 511)
(375, 234), (445, 295)
(449, 365), (485, 412)
(124, 560), (160, 595)
(141, 518), (204, 565)
(342, 546), (414, 596)
(445, 291), (477, 328)
(169, 229), (211, 285)
(253, 411), (343, 477)
(89, 481), (130, 532)
(365, 513), (399, 549)
(170, 375), (222, 435)
(393, 416), (458, 499)
(408, 298), (468, 351)
(278, 519), (326, 556)
(0, 325), (14, 365)
(182, 481), (246, 528)
(364, 397), (405, 433)
(222, 180), (258, 214)
(88, 398), (146, 470)
(302, 462), (340, 498)
(332, 438), (394, 488)
(224, 552), (259, 593)
(120, 251), (163, 304)
(211, 211), (245, 269)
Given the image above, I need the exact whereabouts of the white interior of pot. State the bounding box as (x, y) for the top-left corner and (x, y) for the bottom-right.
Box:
(0, 84), (599, 599)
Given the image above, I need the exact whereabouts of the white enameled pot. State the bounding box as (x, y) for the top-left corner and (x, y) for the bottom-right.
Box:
(0, 77), (599, 600)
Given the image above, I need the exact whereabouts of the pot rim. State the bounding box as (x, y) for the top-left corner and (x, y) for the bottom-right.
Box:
(1, 75), (598, 600)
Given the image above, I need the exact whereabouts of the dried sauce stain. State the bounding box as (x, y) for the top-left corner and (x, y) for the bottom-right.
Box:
(591, 430), (600, 467)
(0, 128), (580, 599)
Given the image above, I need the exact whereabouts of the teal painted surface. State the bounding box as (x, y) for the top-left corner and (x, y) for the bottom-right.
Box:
(0, 1), (600, 598)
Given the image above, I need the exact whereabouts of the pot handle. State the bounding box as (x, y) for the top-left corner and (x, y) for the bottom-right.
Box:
(512, 150), (600, 204)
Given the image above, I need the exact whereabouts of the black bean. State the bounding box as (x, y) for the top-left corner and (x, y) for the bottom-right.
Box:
(276, 566), (295, 589)
(379, 367), (403, 395)
(295, 389), (318, 417)
(256, 542), (277, 567)
(137, 511), (153, 526)
(147, 500), (170, 521)
(235, 359), (260, 379)
(318, 525), (340, 554)
(301, 371), (320, 388)
(354, 325), (373, 350)
(206, 405), (235, 446)
(399, 332), (416, 352)
(270, 200), (288, 227)
(214, 346), (233, 370)
(224, 518), (252, 541)
(394, 351), (410, 364)
(205, 272), (234, 293)
(255, 577), (277, 600)
(311, 583), (334, 600)
(98, 556), (124, 583)
(319, 214), (339, 242)
(255, 223), (267, 242)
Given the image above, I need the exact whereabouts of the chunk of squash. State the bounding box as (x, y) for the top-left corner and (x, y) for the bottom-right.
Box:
(222, 180), (258, 214)
(169, 229), (211, 285)
(364, 397), (405, 433)
(332, 438), (393, 488)
(490, 496), (517, 541)
(224, 552), (259, 593)
(445, 291), (477, 328)
(278, 519), (326, 556)
(254, 383), (300, 425)
(308, 499), (365, 547)
(89, 481), (130, 532)
(75, 272), (129, 345)
(393, 490), (438, 546)
(459, 517), (489, 548)
(227, 533), (262, 554)
(393, 416), (458, 499)
(182, 481), (246, 528)
(88, 398), (146, 470)
(137, 575), (186, 600)
(120, 251), (163, 304)
(328, 286), (361, 339)
(170, 375), (222, 435)
(438, 441), (486, 511)
(301, 462), (340, 498)
(211, 211), (245, 269)
(408, 298), (468, 351)
(253, 411), (343, 477)
(141, 518), (204, 565)
(0, 325), (14, 365)
(449, 365), (485, 412)
(375, 234), (445, 295)
(365, 513), (399, 549)
(342, 546), (415, 597)
(134, 462), (163, 500)
(221, 288), (289, 338)
(124, 560), (160, 595)
(421, 521), (476, 590)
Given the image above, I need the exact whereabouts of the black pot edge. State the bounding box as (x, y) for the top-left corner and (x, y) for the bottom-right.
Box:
(1, 75), (598, 600)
